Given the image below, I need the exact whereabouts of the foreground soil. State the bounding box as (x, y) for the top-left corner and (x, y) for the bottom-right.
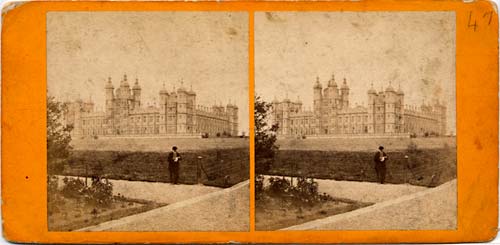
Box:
(255, 193), (371, 231)
(48, 194), (166, 231)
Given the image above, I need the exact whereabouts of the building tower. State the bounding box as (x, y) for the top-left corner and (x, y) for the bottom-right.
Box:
(176, 82), (189, 134)
(384, 82), (398, 133)
(159, 83), (169, 134)
(313, 76), (323, 134)
(434, 100), (447, 136)
(132, 78), (141, 110)
(115, 74), (131, 134)
(186, 85), (196, 134)
(325, 74), (339, 133)
(367, 83), (377, 134)
(166, 86), (177, 134)
(226, 102), (239, 136)
(340, 78), (350, 109)
(396, 83), (405, 133)
(105, 77), (114, 118)
(282, 96), (291, 136)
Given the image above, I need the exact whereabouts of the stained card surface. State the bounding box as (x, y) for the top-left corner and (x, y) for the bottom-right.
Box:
(1, 1), (498, 243)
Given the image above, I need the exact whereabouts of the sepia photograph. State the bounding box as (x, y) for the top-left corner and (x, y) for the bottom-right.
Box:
(46, 11), (249, 231)
(254, 11), (456, 230)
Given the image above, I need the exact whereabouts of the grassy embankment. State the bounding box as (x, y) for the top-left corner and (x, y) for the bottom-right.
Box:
(264, 137), (456, 187)
(55, 148), (249, 188)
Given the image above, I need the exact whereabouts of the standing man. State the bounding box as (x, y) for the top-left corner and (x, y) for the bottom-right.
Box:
(168, 146), (181, 184)
(373, 145), (388, 184)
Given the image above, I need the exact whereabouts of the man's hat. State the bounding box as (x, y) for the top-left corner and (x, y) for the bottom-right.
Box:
(378, 146), (384, 150)
(172, 146), (178, 151)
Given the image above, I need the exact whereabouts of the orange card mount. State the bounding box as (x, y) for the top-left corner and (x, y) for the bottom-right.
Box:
(1, 0), (498, 243)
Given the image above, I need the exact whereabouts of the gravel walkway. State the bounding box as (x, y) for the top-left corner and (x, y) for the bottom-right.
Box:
(79, 180), (249, 231)
(56, 175), (222, 204)
(262, 175), (427, 203)
(284, 179), (456, 230)
(315, 179), (428, 203)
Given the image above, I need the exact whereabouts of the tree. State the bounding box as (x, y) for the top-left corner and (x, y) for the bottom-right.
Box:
(47, 96), (73, 172)
(254, 95), (279, 173)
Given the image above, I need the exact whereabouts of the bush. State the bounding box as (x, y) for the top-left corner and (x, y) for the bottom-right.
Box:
(268, 177), (291, 196)
(60, 176), (114, 207)
(290, 177), (325, 205)
(47, 175), (59, 202)
(265, 176), (332, 206)
(61, 177), (86, 199)
(86, 177), (113, 207)
(255, 175), (265, 199)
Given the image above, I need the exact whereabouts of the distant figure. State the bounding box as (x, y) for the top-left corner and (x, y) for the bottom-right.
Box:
(168, 146), (181, 184)
(373, 145), (388, 184)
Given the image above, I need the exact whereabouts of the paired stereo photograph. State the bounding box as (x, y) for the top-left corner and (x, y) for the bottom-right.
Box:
(47, 11), (456, 231)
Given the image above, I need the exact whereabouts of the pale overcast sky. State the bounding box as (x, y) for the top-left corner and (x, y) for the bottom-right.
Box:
(255, 12), (456, 134)
(47, 12), (249, 134)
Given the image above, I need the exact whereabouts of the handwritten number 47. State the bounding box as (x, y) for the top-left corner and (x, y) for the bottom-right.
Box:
(468, 11), (493, 32)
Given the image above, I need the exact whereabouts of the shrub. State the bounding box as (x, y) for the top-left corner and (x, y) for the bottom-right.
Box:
(290, 177), (322, 205)
(48, 175), (59, 193)
(268, 177), (291, 196)
(255, 175), (265, 199)
(86, 178), (113, 207)
(265, 176), (333, 206)
(61, 177), (86, 199)
(47, 175), (59, 203)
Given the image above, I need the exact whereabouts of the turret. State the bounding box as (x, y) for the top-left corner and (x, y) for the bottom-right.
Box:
(159, 82), (169, 105)
(313, 76), (322, 114)
(367, 83), (377, 133)
(326, 74), (338, 106)
(226, 103), (239, 136)
(340, 78), (350, 109)
(119, 74), (131, 100)
(105, 77), (114, 116)
(132, 78), (141, 109)
(384, 81), (398, 103)
(384, 82), (398, 133)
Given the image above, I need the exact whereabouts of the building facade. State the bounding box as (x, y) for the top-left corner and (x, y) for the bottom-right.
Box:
(271, 75), (447, 137)
(64, 74), (239, 138)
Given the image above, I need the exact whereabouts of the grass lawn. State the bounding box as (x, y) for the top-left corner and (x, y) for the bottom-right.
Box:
(48, 193), (166, 231)
(51, 148), (249, 188)
(256, 193), (371, 230)
(264, 147), (456, 187)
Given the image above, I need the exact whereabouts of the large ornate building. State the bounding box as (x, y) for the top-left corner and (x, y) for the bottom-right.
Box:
(63, 74), (239, 138)
(271, 75), (447, 137)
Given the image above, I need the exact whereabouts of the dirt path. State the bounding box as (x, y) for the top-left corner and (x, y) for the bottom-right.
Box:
(56, 175), (222, 204)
